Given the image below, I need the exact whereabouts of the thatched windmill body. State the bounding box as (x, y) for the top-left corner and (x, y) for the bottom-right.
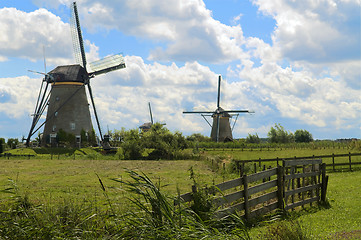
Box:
(26, 2), (126, 146)
(183, 75), (253, 142)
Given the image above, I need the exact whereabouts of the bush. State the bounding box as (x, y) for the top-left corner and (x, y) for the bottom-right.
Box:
(121, 129), (144, 160)
(0, 138), (5, 153)
(142, 123), (188, 160)
(268, 124), (294, 143)
(295, 130), (313, 143)
(6, 138), (19, 149)
(246, 133), (261, 144)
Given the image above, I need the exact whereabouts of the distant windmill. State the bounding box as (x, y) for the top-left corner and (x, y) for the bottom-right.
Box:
(139, 102), (166, 132)
(139, 102), (154, 132)
(26, 2), (126, 147)
(183, 75), (253, 142)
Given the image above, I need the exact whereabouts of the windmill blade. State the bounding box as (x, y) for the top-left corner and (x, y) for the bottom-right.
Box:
(201, 114), (212, 128)
(89, 54), (126, 76)
(223, 110), (252, 113)
(217, 75), (221, 109)
(43, 45), (47, 73)
(216, 114), (220, 142)
(28, 70), (47, 75)
(26, 81), (50, 146)
(70, 1), (87, 70)
(87, 84), (104, 142)
(148, 102), (154, 125)
(231, 113), (239, 131)
(183, 111), (215, 114)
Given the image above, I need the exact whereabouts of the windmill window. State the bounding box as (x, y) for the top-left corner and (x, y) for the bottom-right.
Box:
(56, 96), (60, 101)
(54, 112), (58, 117)
(52, 125), (56, 132)
(70, 123), (76, 130)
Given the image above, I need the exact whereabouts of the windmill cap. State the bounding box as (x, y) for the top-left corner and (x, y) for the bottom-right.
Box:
(48, 64), (87, 83)
(212, 107), (231, 117)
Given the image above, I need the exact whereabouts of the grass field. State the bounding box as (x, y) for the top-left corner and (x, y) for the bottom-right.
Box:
(1, 147), (360, 239)
(248, 170), (361, 239)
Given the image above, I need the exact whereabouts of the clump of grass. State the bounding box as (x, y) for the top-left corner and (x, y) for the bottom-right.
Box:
(112, 169), (250, 239)
(259, 220), (310, 240)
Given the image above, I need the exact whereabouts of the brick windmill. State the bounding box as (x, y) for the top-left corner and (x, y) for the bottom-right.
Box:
(26, 2), (126, 147)
(183, 75), (253, 142)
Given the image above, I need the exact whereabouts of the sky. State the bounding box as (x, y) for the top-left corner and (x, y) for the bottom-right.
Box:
(0, 0), (360, 141)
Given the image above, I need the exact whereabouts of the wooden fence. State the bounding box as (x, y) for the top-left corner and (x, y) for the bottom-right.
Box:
(234, 152), (361, 173)
(178, 159), (328, 221)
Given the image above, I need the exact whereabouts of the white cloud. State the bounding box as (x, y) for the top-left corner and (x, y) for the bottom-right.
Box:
(39, 0), (248, 63)
(0, 76), (40, 118)
(0, 7), (73, 65)
(89, 55), (220, 133)
(252, 0), (361, 63)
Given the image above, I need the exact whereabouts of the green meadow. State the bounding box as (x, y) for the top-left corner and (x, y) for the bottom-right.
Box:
(1, 147), (360, 239)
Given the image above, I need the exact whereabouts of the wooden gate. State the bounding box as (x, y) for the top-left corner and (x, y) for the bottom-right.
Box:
(178, 159), (328, 221)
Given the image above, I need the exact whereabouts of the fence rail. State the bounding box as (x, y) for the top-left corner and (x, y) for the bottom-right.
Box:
(178, 159), (328, 221)
(234, 152), (361, 172)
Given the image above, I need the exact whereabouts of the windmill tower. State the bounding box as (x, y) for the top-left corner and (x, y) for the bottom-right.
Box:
(26, 2), (126, 147)
(183, 75), (253, 142)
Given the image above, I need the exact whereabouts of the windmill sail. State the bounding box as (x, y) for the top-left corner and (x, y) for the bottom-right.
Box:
(89, 54), (126, 76)
(70, 2), (87, 69)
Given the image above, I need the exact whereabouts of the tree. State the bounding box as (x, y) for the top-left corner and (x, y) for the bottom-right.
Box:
(142, 123), (188, 159)
(294, 129), (313, 143)
(7, 138), (19, 149)
(267, 124), (294, 143)
(186, 133), (211, 142)
(56, 129), (75, 147)
(0, 138), (5, 153)
(121, 129), (144, 160)
(246, 133), (261, 144)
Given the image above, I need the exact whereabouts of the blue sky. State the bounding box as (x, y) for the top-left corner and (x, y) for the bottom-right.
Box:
(0, 0), (360, 141)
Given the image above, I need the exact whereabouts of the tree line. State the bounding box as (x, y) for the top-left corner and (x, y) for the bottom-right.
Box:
(246, 123), (313, 144)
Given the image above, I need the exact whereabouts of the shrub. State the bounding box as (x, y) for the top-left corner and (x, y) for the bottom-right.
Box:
(246, 133), (261, 144)
(295, 130), (313, 143)
(121, 129), (144, 160)
(268, 124), (294, 143)
(0, 138), (5, 153)
(142, 123), (188, 160)
(6, 138), (19, 149)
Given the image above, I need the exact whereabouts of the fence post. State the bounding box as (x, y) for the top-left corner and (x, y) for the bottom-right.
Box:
(332, 153), (335, 171)
(240, 162), (245, 177)
(349, 152), (352, 171)
(321, 163), (327, 202)
(277, 166), (284, 211)
(243, 174), (250, 221)
(262, 165), (266, 182)
(254, 163), (257, 173)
